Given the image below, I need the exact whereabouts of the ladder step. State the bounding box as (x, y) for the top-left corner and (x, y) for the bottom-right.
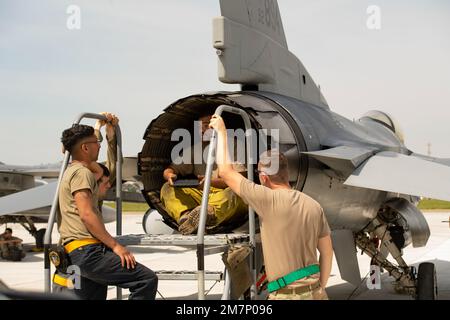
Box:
(155, 270), (223, 281)
(117, 233), (250, 247)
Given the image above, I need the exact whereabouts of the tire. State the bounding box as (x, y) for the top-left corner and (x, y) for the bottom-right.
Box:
(142, 209), (174, 235)
(142, 210), (151, 234)
(35, 228), (46, 249)
(416, 262), (437, 300)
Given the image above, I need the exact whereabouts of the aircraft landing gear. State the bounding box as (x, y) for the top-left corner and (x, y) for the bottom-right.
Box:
(356, 217), (438, 300)
(20, 217), (45, 251)
(33, 228), (46, 250)
(355, 230), (417, 297)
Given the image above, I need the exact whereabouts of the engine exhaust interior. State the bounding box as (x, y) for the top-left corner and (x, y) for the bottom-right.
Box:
(139, 93), (305, 232)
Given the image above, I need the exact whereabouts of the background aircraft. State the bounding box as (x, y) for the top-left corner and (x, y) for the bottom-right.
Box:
(0, 162), (60, 248)
(0, 158), (143, 248)
(137, 0), (450, 299)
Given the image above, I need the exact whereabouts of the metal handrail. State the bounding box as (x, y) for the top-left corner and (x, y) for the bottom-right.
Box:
(197, 105), (256, 300)
(43, 113), (123, 299)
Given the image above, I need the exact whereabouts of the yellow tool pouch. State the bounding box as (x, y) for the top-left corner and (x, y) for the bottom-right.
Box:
(49, 245), (70, 273)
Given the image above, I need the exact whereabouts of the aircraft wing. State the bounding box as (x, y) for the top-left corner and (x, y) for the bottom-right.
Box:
(409, 152), (450, 167)
(0, 181), (117, 223)
(0, 156), (144, 216)
(0, 157), (140, 180)
(344, 151), (450, 201)
(11, 168), (60, 178)
(0, 182), (58, 216)
(0, 164), (60, 178)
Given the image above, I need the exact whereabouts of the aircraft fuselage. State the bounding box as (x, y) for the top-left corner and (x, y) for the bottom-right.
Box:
(140, 91), (409, 233)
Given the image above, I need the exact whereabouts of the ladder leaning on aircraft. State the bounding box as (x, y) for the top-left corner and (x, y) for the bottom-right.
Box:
(43, 110), (258, 300)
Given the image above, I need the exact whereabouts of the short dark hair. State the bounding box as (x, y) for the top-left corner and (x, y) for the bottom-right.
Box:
(61, 124), (95, 153)
(5, 228), (12, 233)
(98, 163), (110, 180)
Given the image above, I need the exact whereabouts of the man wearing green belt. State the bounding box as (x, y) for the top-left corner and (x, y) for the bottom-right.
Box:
(209, 115), (334, 300)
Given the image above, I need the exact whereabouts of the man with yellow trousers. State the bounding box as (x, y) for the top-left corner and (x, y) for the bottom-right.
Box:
(161, 113), (248, 234)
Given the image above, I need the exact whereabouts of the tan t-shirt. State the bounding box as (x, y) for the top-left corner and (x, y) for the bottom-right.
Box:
(58, 163), (102, 244)
(239, 179), (331, 281)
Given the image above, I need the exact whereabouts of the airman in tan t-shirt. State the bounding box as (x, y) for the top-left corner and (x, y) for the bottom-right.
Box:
(58, 163), (102, 244)
(210, 114), (334, 300)
(239, 179), (330, 281)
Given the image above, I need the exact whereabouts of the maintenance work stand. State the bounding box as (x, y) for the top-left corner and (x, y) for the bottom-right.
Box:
(44, 107), (261, 300)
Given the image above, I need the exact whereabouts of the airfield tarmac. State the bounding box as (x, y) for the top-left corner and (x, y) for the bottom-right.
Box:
(0, 211), (449, 300)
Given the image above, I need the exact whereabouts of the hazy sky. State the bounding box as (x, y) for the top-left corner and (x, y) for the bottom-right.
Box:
(1, 0), (449, 165)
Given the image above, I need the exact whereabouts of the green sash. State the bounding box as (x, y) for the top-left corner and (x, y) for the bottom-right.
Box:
(267, 264), (320, 292)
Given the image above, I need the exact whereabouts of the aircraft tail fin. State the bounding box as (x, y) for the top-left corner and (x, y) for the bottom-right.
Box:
(218, 0), (287, 48)
(213, 0), (328, 108)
